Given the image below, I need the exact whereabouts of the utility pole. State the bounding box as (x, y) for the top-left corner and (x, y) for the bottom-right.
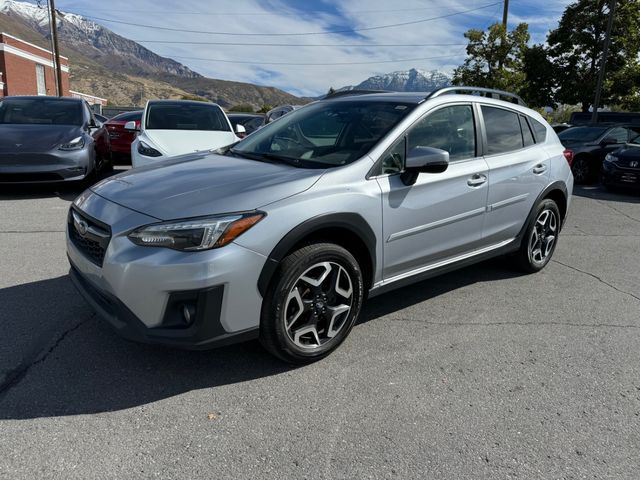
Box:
(502, 0), (509, 27)
(498, 0), (509, 70)
(591, 0), (617, 123)
(48, 0), (64, 96)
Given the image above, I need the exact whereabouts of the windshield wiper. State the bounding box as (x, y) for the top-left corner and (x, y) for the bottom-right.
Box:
(229, 149), (302, 167)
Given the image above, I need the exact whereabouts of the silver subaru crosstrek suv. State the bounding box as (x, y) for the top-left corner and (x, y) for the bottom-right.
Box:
(67, 87), (574, 363)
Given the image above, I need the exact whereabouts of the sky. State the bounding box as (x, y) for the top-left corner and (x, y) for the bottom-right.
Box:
(51, 0), (574, 97)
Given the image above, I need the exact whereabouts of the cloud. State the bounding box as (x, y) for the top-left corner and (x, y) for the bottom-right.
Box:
(55, 0), (573, 96)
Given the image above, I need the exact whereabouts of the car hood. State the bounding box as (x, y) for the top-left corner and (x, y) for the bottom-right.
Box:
(614, 144), (640, 159)
(144, 130), (237, 157)
(90, 152), (325, 220)
(0, 124), (82, 153)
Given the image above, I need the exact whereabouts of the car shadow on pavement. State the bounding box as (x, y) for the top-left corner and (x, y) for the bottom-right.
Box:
(0, 257), (526, 420)
(572, 184), (640, 203)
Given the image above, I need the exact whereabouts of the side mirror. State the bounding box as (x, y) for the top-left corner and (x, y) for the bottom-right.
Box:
(235, 124), (247, 138)
(600, 136), (618, 146)
(401, 147), (449, 186)
(124, 120), (140, 132)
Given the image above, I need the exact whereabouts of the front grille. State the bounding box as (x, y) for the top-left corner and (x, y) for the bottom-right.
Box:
(68, 208), (111, 266)
(617, 160), (640, 171)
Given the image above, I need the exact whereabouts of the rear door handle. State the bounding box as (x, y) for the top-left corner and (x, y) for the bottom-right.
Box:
(533, 164), (547, 174)
(467, 173), (487, 187)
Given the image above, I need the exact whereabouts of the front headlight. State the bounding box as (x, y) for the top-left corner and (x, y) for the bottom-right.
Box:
(127, 212), (265, 251)
(604, 153), (617, 163)
(138, 141), (163, 157)
(59, 136), (85, 151)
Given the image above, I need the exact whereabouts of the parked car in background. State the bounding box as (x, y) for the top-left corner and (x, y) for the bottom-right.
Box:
(0, 96), (111, 184)
(94, 113), (109, 125)
(104, 110), (142, 164)
(227, 113), (265, 138)
(127, 100), (242, 168)
(67, 87), (573, 363)
(558, 124), (640, 184)
(264, 104), (301, 125)
(551, 123), (572, 134)
(602, 133), (640, 191)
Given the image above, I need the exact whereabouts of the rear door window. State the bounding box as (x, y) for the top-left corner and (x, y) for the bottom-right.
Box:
(481, 106), (523, 155)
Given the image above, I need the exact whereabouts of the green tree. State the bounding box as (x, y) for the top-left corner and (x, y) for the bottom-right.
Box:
(229, 103), (255, 113)
(520, 45), (556, 108)
(547, 0), (640, 112)
(257, 104), (274, 113)
(453, 23), (530, 93)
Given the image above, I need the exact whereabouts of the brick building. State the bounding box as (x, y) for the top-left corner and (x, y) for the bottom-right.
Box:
(0, 32), (71, 98)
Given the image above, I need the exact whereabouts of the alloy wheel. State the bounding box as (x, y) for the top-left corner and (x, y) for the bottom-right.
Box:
(283, 261), (354, 349)
(528, 208), (558, 265)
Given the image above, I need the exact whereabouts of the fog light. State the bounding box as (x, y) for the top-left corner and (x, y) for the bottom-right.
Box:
(182, 304), (196, 325)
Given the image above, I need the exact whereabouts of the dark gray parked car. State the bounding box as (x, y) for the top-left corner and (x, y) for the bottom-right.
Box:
(0, 96), (112, 184)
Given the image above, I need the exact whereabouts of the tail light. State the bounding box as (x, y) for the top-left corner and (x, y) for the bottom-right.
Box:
(563, 149), (574, 166)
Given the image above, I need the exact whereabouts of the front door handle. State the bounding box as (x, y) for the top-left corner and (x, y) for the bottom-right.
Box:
(467, 173), (487, 187)
(533, 164), (547, 174)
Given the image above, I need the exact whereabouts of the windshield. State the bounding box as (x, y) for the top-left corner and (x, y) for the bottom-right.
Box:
(145, 102), (230, 131)
(112, 110), (142, 122)
(231, 100), (416, 168)
(558, 126), (608, 142)
(0, 98), (83, 126)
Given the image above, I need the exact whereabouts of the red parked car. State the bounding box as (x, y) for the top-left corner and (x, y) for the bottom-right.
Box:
(104, 110), (142, 163)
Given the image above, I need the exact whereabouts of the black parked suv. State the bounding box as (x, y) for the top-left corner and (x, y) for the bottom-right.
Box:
(558, 124), (640, 184)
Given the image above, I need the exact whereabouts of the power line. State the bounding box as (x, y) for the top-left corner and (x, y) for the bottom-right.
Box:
(84, 2), (502, 37)
(169, 53), (466, 66)
(130, 40), (469, 47)
(81, 4), (504, 17)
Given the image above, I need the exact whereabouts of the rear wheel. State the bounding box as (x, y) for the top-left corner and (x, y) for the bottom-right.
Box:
(571, 156), (592, 184)
(260, 243), (364, 364)
(515, 199), (561, 273)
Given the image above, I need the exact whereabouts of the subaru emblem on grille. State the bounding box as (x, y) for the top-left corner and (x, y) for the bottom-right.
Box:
(72, 211), (89, 237)
(631, 160), (639, 168)
(77, 219), (88, 236)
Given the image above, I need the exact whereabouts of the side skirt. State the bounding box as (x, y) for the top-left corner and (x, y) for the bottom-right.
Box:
(368, 239), (519, 298)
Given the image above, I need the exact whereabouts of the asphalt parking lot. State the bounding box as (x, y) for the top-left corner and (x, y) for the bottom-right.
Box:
(0, 173), (639, 479)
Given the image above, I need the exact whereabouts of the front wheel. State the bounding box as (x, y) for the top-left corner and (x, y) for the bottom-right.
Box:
(515, 199), (561, 273)
(260, 243), (364, 364)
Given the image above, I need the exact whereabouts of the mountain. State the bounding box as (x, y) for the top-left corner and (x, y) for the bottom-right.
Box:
(0, 0), (304, 109)
(340, 68), (452, 93)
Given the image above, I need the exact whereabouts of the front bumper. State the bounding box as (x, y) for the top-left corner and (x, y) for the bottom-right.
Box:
(69, 263), (258, 349)
(66, 191), (267, 349)
(602, 163), (640, 188)
(0, 150), (91, 183)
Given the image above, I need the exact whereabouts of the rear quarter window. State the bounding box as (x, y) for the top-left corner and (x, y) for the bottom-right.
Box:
(530, 118), (548, 143)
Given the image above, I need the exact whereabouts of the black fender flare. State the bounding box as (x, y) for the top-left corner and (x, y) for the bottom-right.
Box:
(257, 213), (377, 297)
(515, 181), (569, 245)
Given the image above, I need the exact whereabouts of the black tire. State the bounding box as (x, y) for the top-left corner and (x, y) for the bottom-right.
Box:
(515, 199), (561, 273)
(571, 156), (592, 184)
(260, 242), (364, 364)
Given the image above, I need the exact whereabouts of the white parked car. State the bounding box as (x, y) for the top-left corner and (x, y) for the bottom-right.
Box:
(126, 100), (244, 168)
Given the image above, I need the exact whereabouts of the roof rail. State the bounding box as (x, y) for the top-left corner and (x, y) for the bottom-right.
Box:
(426, 86), (527, 106)
(324, 89), (390, 99)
